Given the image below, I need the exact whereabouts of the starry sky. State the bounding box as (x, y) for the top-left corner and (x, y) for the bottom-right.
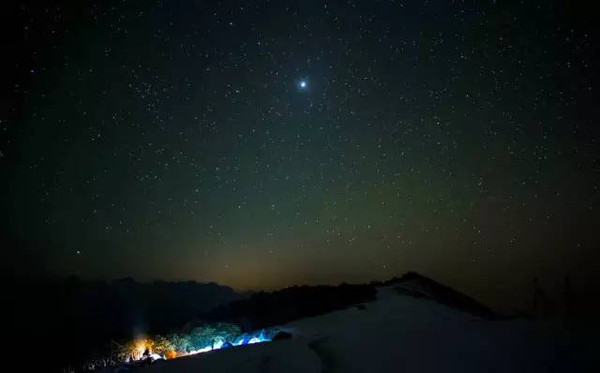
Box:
(5, 0), (600, 310)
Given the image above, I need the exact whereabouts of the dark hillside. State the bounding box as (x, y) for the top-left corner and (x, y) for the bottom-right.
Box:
(383, 272), (496, 318)
(205, 283), (377, 330)
(12, 277), (239, 371)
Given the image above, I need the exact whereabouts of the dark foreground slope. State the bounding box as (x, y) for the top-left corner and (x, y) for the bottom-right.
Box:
(11, 277), (239, 372)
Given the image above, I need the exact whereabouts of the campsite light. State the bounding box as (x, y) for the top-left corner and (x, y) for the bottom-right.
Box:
(122, 329), (275, 364)
(186, 330), (272, 356)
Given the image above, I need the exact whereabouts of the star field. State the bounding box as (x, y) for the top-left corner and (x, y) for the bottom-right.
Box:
(5, 0), (600, 310)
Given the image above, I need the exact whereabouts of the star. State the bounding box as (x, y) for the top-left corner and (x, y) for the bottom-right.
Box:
(298, 80), (308, 89)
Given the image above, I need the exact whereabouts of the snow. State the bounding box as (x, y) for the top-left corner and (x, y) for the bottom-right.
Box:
(138, 339), (321, 373)
(106, 286), (593, 372)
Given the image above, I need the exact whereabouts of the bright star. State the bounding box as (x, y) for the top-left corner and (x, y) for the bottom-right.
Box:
(299, 80), (307, 89)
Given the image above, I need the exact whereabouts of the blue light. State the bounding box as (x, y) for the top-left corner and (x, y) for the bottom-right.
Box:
(187, 329), (273, 356)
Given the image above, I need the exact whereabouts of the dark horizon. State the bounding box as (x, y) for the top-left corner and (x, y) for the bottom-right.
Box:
(9, 258), (599, 315)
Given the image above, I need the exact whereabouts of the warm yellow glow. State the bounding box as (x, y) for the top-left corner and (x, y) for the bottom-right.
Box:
(127, 338), (152, 360)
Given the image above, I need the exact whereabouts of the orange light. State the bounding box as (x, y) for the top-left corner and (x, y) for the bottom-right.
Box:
(165, 350), (177, 359)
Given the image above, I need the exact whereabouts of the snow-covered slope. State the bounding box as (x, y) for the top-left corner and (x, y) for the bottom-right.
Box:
(121, 286), (592, 372)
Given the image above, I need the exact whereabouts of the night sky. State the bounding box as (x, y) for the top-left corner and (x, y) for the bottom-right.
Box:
(5, 0), (600, 310)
